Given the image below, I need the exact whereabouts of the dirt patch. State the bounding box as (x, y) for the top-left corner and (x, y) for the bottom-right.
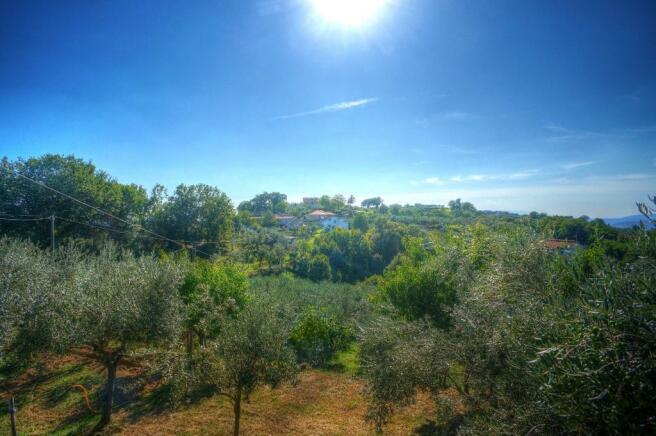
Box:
(117, 371), (435, 436)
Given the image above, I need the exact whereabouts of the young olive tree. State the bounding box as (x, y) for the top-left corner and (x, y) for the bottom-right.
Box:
(179, 259), (248, 359)
(214, 304), (298, 436)
(360, 317), (452, 433)
(68, 245), (184, 430)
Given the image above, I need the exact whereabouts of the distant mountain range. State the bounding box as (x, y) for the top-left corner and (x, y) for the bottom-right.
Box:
(603, 214), (655, 229)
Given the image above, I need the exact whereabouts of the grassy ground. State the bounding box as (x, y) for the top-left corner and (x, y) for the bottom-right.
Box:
(1, 351), (440, 435)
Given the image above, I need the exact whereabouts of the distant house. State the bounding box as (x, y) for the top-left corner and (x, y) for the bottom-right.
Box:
(274, 214), (302, 229)
(541, 239), (579, 254)
(305, 209), (349, 230)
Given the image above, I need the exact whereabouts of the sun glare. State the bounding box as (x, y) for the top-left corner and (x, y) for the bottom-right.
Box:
(308, 0), (389, 28)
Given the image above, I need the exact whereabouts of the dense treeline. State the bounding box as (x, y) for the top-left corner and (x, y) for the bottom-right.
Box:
(1, 155), (234, 256)
(2, 154), (642, 267)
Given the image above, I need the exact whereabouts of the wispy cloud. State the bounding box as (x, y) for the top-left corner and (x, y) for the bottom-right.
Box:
(416, 169), (542, 186)
(438, 110), (474, 121)
(561, 161), (598, 170)
(420, 177), (446, 185)
(273, 98), (378, 120)
(450, 174), (490, 182)
(449, 169), (542, 183)
(543, 123), (630, 143)
(508, 169), (543, 180)
(416, 111), (477, 126)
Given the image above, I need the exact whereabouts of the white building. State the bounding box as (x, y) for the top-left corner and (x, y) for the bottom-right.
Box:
(305, 210), (349, 230)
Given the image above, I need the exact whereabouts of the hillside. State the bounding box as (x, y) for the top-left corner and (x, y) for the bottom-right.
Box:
(603, 214), (656, 229)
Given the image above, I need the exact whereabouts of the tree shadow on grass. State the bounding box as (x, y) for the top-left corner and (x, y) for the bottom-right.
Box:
(123, 378), (218, 424)
(413, 415), (465, 435)
(51, 408), (99, 436)
(43, 365), (102, 409)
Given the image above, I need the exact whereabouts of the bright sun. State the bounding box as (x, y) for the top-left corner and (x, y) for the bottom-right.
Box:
(308, 0), (389, 28)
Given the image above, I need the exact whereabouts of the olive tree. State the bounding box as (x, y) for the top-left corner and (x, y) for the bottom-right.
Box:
(214, 304), (298, 436)
(179, 258), (248, 358)
(0, 238), (69, 365)
(67, 245), (184, 430)
(360, 317), (452, 433)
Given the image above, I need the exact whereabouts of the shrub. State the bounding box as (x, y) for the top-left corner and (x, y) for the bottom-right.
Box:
(289, 307), (353, 367)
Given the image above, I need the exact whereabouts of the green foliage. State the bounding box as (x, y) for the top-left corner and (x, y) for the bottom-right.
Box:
(68, 244), (185, 352)
(236, 228), (290, 273)
(362, 225), (656, 435)
(289, 307), (353, 367)
(148, 183), (234, 256)
(1, 240), (185, 429)
(0, 155), (149, 248)
(292, 251), (332, 281)
(534, 261), (656, 434)
(249, 274), (373, 329)
(360, 317), (451, 433)
(638, 193), (656, 224)
(238, 192), (287, 215)
(367, 218), (404, 265)
(0, 238), (64, 364)
(361, 196), (383, 209)
(351, 213), (369, 232)
(448, 198), (476, 215)
(377, 241), (466, 327)
(214, 303), (298, 435)
(180, 259), (249, 345)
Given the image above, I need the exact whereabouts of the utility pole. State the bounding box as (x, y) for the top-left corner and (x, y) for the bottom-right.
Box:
(8, 397), (17, 436)
(50, 215), (55, 254)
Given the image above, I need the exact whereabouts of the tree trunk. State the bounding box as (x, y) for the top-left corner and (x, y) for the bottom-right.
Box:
(95, 359), (118, 431)
(232, 388), (242, 436)
(186, 329), (194, 362)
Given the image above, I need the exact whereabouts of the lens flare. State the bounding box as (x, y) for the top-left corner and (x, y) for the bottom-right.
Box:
(308, 0), (389, 28)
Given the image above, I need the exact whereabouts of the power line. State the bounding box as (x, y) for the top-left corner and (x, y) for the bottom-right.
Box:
(0, 212), (45, 217)
(12, 172), (213, 256)
(55, 216), (144, 237)
(0, 216), (50, 222)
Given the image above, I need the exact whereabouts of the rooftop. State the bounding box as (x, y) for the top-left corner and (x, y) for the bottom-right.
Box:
(542, 239), (578, 250)
(307, 209), (336, 217)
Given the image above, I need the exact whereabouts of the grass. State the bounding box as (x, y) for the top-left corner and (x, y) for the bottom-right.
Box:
(0, 352), (440, 435)
(0, 357), (103, 435)
(326, 342), (361, 376)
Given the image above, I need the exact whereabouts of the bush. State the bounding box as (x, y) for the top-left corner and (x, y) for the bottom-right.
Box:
(289, 307), (353, 367)
(377, 243), (468, 327)
(292, 252), (332, 282)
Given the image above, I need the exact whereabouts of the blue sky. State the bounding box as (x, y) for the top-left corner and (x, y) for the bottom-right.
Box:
(1, 0), (655, 217)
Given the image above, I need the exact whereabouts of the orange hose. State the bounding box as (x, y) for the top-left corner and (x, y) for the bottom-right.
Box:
(71, 384), (95, 412)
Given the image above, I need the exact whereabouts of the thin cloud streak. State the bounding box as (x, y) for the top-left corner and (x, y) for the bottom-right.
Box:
(417, 169), (542, 186)
(542, 123), (631, 143)
(273, 98), (379, 120)
(562, 161), (598, 170)
(421, 177), (445, 185)
(448, 169), (542, 183)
